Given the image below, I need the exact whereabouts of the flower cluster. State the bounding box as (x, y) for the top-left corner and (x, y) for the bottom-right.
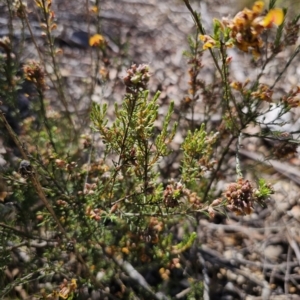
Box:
(163, 180), (203, 209)
(181, 55), (204, 110)
(225, 1), (283, 57)
(250, 84), (273, 102)
(282, 86), (300, 107)
(86, 206), (102, 221)
(188, 191), (202, 207)
(13, 0), (27, 19)
(199, 34), (218, 50)
(199, 1), (284, 57)
(123, 64), (151, 93)
(140, 217), (163, 244)
(158, 257), (181, 280)
(44, 278), (77, 299)
(23, 60), (46, 91)
(58, 278), (77, 299)
(224, 178), (255, 215)
(231, 80), (274, 102)
(83, 182), (97, 195)
(163, 180), (184, 208)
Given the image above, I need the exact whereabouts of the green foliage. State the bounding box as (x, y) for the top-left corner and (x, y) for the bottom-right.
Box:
(90, 85), (176, 217)
(187, 280), (204, 300)
(181, 124), (218, 185)
(256, 178), (274, 199)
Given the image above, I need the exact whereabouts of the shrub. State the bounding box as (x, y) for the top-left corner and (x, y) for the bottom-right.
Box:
(0, 0), (299, 298)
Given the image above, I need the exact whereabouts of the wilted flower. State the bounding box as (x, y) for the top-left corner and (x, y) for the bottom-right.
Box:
(23, 60), (46, 90)
(223, 1), (284, 57)
(282, 86), (300, 107)
(13, 0), (27, 19)
(251, 84), (273, 102)
(123, 64), (151, 93)
(0, 36), (11, 52)
(163, 180), (183, 208)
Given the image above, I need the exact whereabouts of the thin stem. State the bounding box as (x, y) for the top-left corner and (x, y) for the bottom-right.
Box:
(236, 132), (243, 179)
(107, 92), (139, 204)
(284, 246), (292, 295)
(0, 222), (53, 241)
(220, 43), (241, 131)
(183, 0), (222, 77)
(20, 0), (76, 131)
(90, 0), (102, 94)
(37, 90), (57, 152)
(271, 45), (300, 89)
(202, 135), (236, 202)
(41, 0), (78, 126)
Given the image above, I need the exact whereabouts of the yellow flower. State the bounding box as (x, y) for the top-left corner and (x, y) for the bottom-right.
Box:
(70, 279), (77, 289)
(252, 1), (264, 14)
(203, 41), (215, 50)
(199, 35), (216, 50)
(261, 8), (284, 28)
(230, 81), (242, 90)
(90, 5), (98, 13)
(89, 34), (105, 47)
(199, 34), (208, 42)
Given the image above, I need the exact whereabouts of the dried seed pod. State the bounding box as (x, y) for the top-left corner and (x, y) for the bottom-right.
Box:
(224, 178), (254, 215)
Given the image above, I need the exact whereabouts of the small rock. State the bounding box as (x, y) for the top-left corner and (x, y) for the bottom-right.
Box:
(227, 269), (238, 281)
(264, 245), (284, 261)
(236, 275), (245, 285)
(287, 205), (300, 221)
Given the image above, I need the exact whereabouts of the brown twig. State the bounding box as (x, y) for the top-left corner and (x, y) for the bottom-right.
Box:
(198, 246), (271, 298)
